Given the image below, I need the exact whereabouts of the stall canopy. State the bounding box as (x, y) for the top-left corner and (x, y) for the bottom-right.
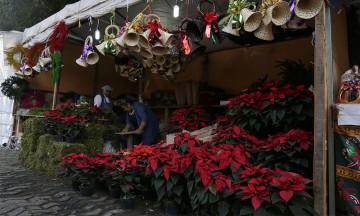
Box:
(22, 0), (314, 52)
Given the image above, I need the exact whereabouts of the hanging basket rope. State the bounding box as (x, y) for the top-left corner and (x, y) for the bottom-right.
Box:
(5, 44), (27, 70)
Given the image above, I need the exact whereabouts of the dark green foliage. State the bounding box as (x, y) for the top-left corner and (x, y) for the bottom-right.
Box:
(28, 107), (49, 116)
(0, 76), (29, 99)
(0, 0), (78, 31)
(276, 59), (314, 87)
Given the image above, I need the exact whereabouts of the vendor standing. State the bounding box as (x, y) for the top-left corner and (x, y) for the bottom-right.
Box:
(94, 85), (113, 112)
(120, 96), (160, 145)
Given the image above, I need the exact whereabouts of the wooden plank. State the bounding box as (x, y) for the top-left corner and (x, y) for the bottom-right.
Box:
(325, 5), (336, 216)
(314, 4), (328, 216)
(51, 80), (60, 110)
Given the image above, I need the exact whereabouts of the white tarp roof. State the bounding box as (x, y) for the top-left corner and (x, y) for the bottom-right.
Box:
(22, 0), (142, 47)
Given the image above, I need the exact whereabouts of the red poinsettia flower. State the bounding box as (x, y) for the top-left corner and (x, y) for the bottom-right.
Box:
(239, 182), (270, 210)
(240, 164), (269, 178)
(214, 174), (232, 192)
(195, 159), (219, 190)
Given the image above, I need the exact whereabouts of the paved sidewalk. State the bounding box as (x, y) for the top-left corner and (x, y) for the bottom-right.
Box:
(0, 148), (164, 216)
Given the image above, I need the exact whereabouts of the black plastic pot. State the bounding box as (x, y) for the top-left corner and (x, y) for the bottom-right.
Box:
(141, 189), (157, 201)
(95, 179), (107, 191)
(79, 185), (94, 197)
(121, 197), (135, 209)
(164, 201), (180, 216)
(71, 180), (80, 191)
(109, 186), (123, 199)
(53, 135), (64, 142)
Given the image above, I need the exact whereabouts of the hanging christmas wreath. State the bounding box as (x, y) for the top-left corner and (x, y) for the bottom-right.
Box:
(26, 43), (45, 67)
(5, 44), (27, 70)
(49, 21), (68, 52)
(0, 76), (29, 99)
(51, 51), (62, 83)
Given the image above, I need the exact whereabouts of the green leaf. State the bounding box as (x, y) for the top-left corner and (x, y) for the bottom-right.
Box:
(156, 186), (166, 201)
(184, 166), (194, 179)
(223, 189), (234, 198)
(271, 193), (282, 204)
(218, 201), (230, 216)
(208, 184), (216, 195)
(240, 205), (254, 215)
(180, 143), (189, 153)
(291, 104), (303, 114)
(121, 185), (130, 194)
(171, 175), (180, 185)
(174, 185), (184, 196)
(200, 193), (209, 205)
(125, 175), (132, 182)
(254, 123), (261, 132)
(154, 178), (165, 190)
(187, 180), (194, 196)
(254, 206), (267, 216)
(197, 189), (205, 201)
(277, 109), (286, 120)
(154, 167), (163, 178)
(270, 110), (277, 124)
(174, 195), (182, 204)
(209, 193), (219, 203)
(249, 118), (257, 126)
(289, 205), (306, 216)
(167, 179), (175, 191)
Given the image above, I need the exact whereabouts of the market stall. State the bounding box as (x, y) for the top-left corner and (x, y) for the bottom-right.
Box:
(0, 0), (344, 215)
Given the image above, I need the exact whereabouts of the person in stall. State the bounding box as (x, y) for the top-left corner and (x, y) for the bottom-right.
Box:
(120, 95), (160, 145)
(94, 85), (113, 113)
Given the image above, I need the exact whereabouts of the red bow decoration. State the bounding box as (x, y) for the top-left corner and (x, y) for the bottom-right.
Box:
(145, 21), (166, 45)
(204, 11), (218, 24)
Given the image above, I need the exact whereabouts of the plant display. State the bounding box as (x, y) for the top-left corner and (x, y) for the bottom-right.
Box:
(44, 102), (103, 138)
(0, 76), (29, 99)
(227, 81), (314, 137)
(276, 59), (314, 87)
(62, 153), (96, 187)
(166, 107), (211, 133)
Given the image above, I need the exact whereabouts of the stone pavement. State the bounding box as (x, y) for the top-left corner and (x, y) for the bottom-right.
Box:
(0, 148), (164, 216)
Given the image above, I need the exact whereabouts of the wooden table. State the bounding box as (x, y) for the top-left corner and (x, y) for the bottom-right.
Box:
(115, 131), (136, 149)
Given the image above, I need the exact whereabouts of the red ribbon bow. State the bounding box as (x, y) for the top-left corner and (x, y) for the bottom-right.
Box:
(204, 11), (218, 24)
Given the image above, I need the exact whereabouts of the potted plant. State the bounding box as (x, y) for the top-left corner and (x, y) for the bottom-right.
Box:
(71, 154), (96, 197)
(62, 115), (87, 143)
(61, 153), (82, 191)
(166, 107), (210, 133)
(120, 184), (136, 209)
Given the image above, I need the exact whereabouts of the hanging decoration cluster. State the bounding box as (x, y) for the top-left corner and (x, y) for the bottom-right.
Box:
(49, 21), (68, 52)
(5, 44), (27, 70)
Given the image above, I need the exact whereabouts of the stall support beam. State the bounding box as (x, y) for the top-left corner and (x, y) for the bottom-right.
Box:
(52, 79), (60, 110)
(314, 4), (334, 216)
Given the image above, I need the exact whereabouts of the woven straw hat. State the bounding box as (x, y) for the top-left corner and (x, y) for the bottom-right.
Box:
(270, 1), (291, 26)
(172, 63), (181, 73)
(142, 59), (153, 68)
(151, 42), (169, 56)
(241, 9), (262, 32)
(166, 69), (175, 78)
(164, 59), (172, 68)
(139, 48), (153, 59)
(155, 55), (166, 65)
(126, 44), (141, 53)
(139, 29), (151, 49)
(222, 17), (240, 36)
(151, 66), (158, 74)
(295, 0), (323, 19)
(158, 29), (175, 47)
(170, 55), (179, 64)
(124, 29), (140, 47)
(115, 33), (126, 47)
(129, 75), (137, 82)
(120, 71), (129, 77)
(254, 22), (274, 41)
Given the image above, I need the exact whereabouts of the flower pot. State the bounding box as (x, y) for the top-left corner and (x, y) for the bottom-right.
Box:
(95, 179), (107, 191)
(65, 136), (77, 143)
(109, 186), (123, 199)
(79, 185), (94, 197)
(141, 189), (157, 201)
(121, 197), (135, 209)
(53, 135), (64, 142)
(164, 201), (179, 216)
(71, 180), (80, 191)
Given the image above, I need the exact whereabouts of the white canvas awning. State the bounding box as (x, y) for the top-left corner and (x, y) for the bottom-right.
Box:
(22, 0), (142, 47)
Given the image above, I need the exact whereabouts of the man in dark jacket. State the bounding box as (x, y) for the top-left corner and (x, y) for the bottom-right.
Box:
(120, 96), (160, 145)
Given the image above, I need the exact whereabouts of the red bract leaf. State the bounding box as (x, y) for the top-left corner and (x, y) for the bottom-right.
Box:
(251, 196), (263, 210)
(234, 126), (241, 136)
(279, 190), (294, 202)
(300, 141), (309, 151)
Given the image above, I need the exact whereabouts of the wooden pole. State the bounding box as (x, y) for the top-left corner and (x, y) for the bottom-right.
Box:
(52, 79), (60, 110)
(314, 4), (331, 215)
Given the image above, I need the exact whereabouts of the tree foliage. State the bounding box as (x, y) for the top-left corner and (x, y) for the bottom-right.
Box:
(0, 0), (77, 31)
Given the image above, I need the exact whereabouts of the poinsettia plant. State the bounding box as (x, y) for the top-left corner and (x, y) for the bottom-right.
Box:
(62, 153), (96, 187)
(226, 81), (314, 137)
(166, 107), (211, 133)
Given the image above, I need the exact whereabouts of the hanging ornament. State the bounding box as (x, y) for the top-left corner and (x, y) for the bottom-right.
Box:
(49, 21), (68, 52)
(196, 0), (220, 44)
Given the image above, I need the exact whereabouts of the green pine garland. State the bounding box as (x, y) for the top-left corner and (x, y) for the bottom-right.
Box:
(0, 76), (29, 99)
(51, 51), (62, 83)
